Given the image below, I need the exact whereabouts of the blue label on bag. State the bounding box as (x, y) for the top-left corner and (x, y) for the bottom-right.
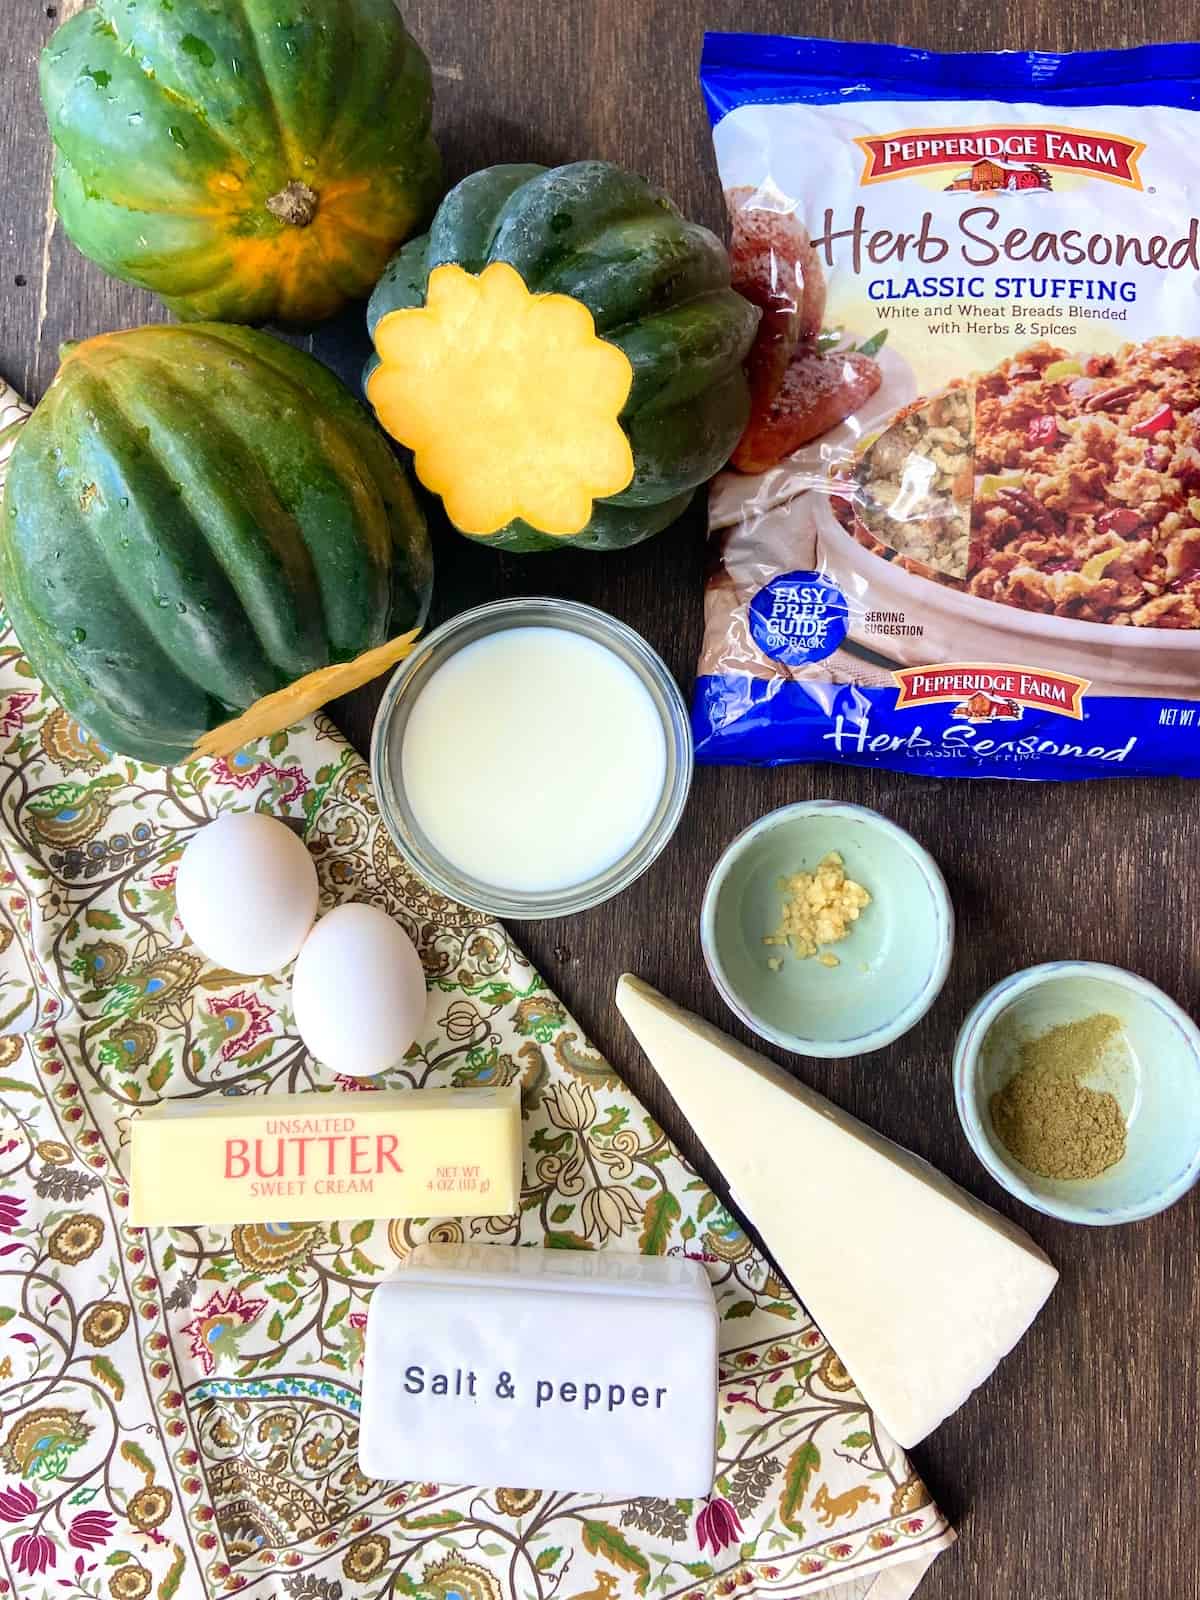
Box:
(691, 675), (1200, 779)
(748, 572), (849, 666)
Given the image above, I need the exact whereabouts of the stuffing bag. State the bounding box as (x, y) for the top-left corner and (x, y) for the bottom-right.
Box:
(695, 35), (1200, 777)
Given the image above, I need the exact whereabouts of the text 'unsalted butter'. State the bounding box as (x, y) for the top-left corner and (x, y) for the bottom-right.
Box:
(128, 1085), (523, 1226)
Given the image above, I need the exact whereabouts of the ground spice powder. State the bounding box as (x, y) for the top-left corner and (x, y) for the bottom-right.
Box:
(989, 1013), (1128, 1181)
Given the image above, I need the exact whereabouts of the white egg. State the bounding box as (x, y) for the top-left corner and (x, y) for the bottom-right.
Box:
(176, 812), (319, 976)
(291, 903), (427, 1077)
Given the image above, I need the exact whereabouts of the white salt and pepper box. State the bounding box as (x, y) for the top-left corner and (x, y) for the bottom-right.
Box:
(359, 1243), (719, 1497)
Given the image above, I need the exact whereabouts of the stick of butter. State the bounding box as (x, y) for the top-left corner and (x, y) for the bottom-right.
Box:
(616, 974), (1058, 1449)
(128, 1086), (522, 1226)
(359, 1244), (718, 1497)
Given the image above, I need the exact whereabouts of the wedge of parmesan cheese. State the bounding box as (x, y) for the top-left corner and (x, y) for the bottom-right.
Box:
(615, 974), (1057, 1448)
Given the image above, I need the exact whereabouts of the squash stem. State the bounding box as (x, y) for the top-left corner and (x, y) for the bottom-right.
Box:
(266, 181), (319, 227)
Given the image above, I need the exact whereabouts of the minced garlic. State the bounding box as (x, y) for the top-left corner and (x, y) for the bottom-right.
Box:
(763, 851), (871, 965)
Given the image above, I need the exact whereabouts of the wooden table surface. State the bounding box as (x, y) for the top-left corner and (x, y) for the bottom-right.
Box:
(5, 1), (1198, 1595)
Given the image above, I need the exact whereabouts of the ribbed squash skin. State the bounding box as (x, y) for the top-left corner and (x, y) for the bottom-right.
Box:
(366, 162), (760, 551)
(40, 0), (441, 324)
(0, 326), (432, 766)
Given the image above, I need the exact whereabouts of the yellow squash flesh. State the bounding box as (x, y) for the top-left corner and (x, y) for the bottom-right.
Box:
(367, 262), (635, 537)
(191, 630), (419, 762)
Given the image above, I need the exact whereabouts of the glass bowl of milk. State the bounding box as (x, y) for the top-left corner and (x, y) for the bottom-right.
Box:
(370, 598), (694, 918)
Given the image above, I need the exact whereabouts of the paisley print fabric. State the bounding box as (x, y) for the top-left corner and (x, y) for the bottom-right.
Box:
(0, 380), (951, 1599)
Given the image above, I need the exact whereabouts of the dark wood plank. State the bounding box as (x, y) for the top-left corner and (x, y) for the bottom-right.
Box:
(4, 1), (1198, 1595)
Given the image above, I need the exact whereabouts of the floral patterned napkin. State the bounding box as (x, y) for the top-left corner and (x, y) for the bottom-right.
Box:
(0, 379), (953, 1600)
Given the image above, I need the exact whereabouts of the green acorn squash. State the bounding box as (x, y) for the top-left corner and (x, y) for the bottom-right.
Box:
(365, 162), (760, 552)
(0, 326), (432, 767)
(40, 0), (441, 325)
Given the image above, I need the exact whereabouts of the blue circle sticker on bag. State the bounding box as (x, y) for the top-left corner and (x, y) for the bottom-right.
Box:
(748, 571), (849, 665)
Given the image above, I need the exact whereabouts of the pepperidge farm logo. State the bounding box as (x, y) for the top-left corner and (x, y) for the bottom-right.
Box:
(854, 126), (1146, 191)
(893, 664), (1091, 721)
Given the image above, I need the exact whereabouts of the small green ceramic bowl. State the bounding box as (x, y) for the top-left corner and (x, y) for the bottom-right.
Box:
(700, 801), (954, 1058)
(955, 962), (1200, 1225)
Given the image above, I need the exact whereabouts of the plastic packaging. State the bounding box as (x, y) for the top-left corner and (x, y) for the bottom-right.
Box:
(695, 35), (1200, 778)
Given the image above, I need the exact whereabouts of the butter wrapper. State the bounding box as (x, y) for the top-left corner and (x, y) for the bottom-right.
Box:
(128, 1086), (523, 1226)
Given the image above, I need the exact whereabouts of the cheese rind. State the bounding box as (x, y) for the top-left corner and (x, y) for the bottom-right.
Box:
(128, 1085), (523, 1226)
(615, 974), (1057, 1448)
(359, 1244), (719, 1496)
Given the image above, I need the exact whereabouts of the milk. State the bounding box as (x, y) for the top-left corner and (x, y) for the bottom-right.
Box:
(399, 626), (668, 894)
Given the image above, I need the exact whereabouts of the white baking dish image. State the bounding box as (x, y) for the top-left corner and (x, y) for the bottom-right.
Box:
(812, 490), (1200, 698)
